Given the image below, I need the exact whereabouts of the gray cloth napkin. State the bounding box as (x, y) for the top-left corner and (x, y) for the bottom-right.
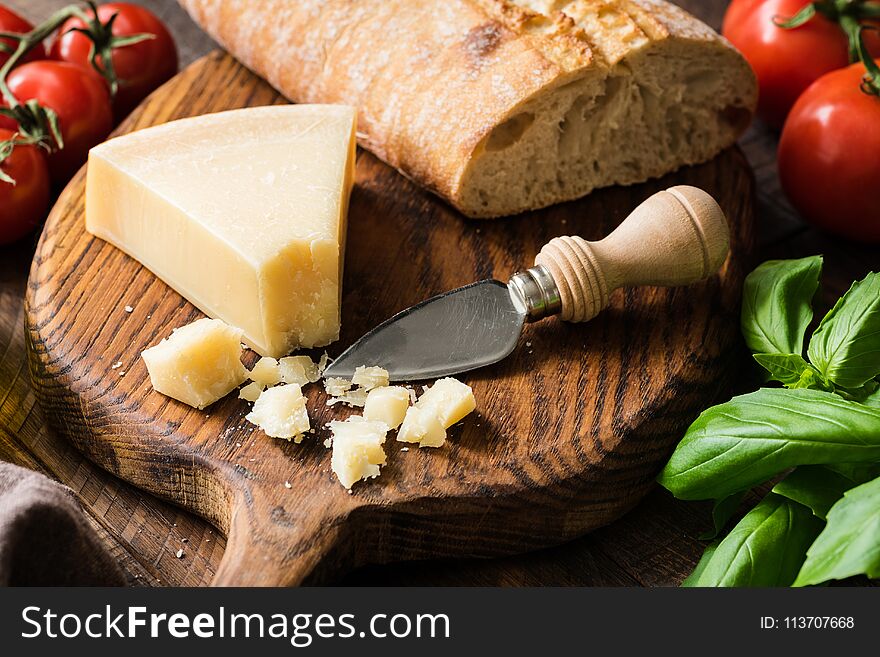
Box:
(0, 462), (125, 586)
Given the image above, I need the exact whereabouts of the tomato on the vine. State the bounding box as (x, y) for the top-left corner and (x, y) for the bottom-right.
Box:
(0, 5), (45, 68)
(0, 60), (113, 183)
(778, 61), (880, 242)
(722, 0), (880, 128)
(0, 128), (49, 245)
(50, 2), (178, 119)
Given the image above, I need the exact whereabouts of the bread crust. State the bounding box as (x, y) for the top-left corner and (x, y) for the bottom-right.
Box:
(178, 0), (755, 217)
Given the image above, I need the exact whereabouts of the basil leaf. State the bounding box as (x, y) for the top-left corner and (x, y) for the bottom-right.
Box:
(752, 353), (830, 389)
(686, 494), (823, 587)
(860, 384), (880, 408)
(773, 464), (880, 520)
(681, 543), (718, 587)
(794, 475), (880, 586)
(741, 257), (822, 356)
(700, 492), (746, 540)
(808, 272), (880, 388)
(658, 388), (880, 501)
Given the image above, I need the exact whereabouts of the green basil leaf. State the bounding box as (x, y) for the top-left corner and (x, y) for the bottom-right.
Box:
(794, 475), (880, 586)
(752, 353), (830, 389)
(686, 494), (823, 587)
(860, 384), (880, 408)
(681, 543), (718, 587)
(741, 257), (822, 356)
(808, 272), (880, 388)
(700, 491), (747, 540)
(773, 464), (880, 520)
(658, 388), (880, 501)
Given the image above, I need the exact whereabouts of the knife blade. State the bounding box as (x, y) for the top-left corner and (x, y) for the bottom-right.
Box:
(322, 186), (730, 382)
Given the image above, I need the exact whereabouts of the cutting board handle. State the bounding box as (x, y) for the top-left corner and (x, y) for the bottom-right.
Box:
(211, 490), (347, 587)
(534, 185), (730, 322)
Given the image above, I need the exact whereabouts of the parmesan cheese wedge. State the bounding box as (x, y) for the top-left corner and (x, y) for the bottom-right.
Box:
(86, 105), (357, 357)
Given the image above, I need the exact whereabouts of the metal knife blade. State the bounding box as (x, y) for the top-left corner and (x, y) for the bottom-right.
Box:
(322, 280), (527, 382)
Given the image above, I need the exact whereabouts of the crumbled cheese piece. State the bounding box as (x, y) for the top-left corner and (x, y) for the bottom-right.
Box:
(327, 387), (368, 408)
(175, 549), (184, 559)
(124, 305), (134, 313)
(141, 318), (248, 409)
(111, 361), (123, 369)
(397, 405), (446, 448)
(416, 377), (476, 428)
(284, 481), (292, 489)
(351, 365), (389, 391)
(279, 355), (319, 386)
(249, 356), (282, 387)
(330, 418), (388, 489)
(245, 384), (310, 441)
(238, 381), (264, 402)
(318, 352), (331, 374)
(324, 377), (352, 396)
(363, 386), (410, 429)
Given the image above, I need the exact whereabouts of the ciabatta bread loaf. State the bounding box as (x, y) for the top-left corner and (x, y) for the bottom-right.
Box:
(179, 0), (756, 218)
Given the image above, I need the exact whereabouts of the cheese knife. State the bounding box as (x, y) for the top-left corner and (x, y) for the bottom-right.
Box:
(323, 185), (730, 382)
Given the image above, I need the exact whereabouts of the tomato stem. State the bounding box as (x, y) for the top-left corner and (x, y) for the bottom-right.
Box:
(776, 0), (880, 97)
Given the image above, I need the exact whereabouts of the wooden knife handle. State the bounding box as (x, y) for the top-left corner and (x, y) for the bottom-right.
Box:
(534, 186), (730, 322)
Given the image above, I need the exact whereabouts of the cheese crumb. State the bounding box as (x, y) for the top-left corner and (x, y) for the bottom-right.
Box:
(249, 356), (282, 387)
(141, 318), (248, 409)
(284, 481), (292, 489)
(324, 377), (352, 397)
(398, 406), (446, 447)
(327, 387), (368, 408)
(416, 378), (476, 428)
(124, 305), (134, 313)
(175, 549), (184, 559)
(330, 418), (388, 489)
(279, 355), (320, 386)
(238, 381), (264, 402)
(351, 365), (389, 391)
(363, 386), (410, 429)
(245, 384), (310, 441)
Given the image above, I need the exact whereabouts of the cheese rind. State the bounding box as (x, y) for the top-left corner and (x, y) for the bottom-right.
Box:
(86, 105), (357, 357)
(363, 386), (410, 430)
(141, 318), (247, 409)
(416, 378), (476, 428)
(329, 418), (388, 489)
(245, 384), (310, 441)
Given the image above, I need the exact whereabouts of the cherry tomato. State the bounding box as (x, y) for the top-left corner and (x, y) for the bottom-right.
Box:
(50, 3), (178, 119)
(0, 61), (113, 184)
(0, 5), (45, 68)
(0, 128), (50, 245)
(778, 61), (880, 242)
(722, 0), (880, 128)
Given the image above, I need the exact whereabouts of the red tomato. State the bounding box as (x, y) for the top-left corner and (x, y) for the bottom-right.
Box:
(0, 61), (113, 184)
(0, 5), (45, 68)
(778, 62), (880, 242)
(50, 2), (178, 119)
(0, 128), (50, 244)
(722, 0), (880, 128)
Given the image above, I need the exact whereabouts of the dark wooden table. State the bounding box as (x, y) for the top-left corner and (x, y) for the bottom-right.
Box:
(1, 0), (877, 587)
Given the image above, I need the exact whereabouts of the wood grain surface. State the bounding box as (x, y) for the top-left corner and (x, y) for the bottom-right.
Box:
(24, 42), (755, 585)
(2, 0), (877, 587)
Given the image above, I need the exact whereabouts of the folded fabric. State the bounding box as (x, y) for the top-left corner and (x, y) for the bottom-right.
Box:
(0, 462), (125, 586)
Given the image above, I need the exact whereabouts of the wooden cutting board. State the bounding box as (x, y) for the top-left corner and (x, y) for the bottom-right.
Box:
(25, 51), (755, 586)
